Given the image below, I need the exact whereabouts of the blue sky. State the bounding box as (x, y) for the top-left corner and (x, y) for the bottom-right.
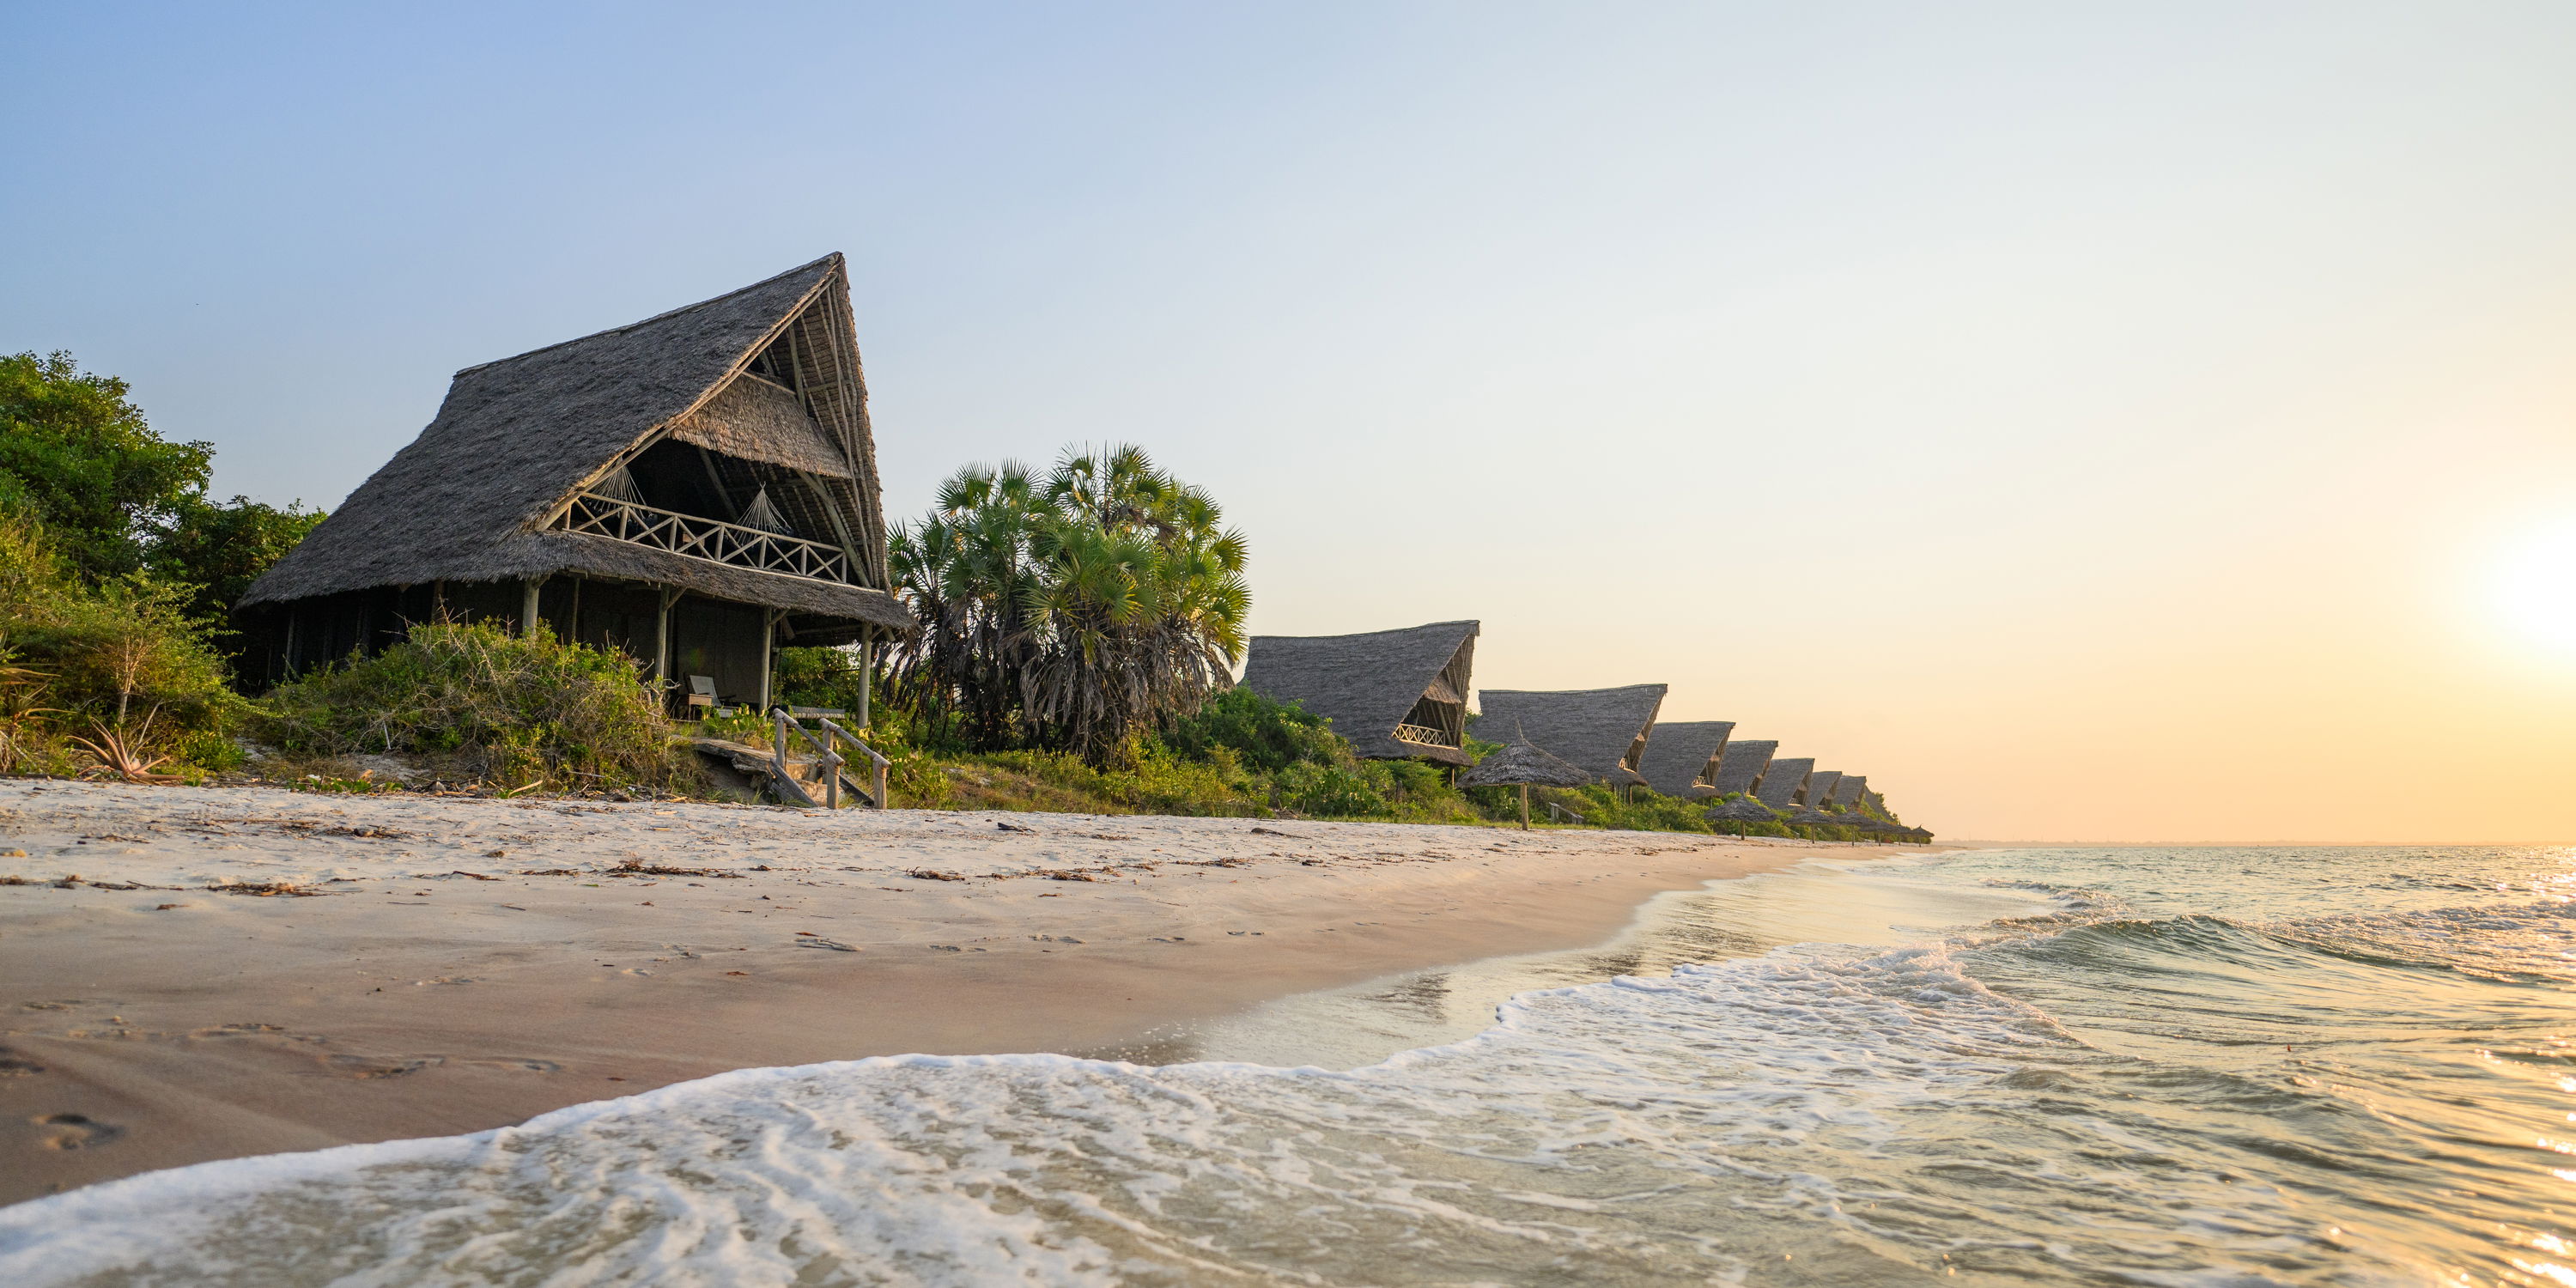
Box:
(9, 3), (2576, 840)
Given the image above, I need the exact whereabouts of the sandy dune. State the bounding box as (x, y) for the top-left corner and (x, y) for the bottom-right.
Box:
(0, 780), (1877, 1204)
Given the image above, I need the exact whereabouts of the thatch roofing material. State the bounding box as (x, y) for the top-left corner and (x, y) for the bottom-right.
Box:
(1472, 684), (1666, 787)
(1458, 741), (1593, 788)
(1706, 798), (1777, 823)
(241, 254), (906, 630)
(1636, 720), (1734, 798)
(1830, 775), (1868, 809)
(666, 375), (851, 476)
(1805, 770), (1844, 810)
(1237, 621), (1479, 764)
(1754, 757), (1814, 809)
(1707, 739), (1777, 797)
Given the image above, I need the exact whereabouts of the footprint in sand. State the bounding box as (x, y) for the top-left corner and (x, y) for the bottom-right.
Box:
(0, 1050), (44, 1077)
(33, 1113), (121, 1151)
(324, 1054), (442, 1078)
(459, 1057), (561, 1073)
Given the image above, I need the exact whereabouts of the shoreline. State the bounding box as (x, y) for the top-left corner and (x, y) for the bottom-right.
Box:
(0, 780), (1905, 1206)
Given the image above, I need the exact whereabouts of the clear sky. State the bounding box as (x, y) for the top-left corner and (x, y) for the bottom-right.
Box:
(7, 3), (2574, 843)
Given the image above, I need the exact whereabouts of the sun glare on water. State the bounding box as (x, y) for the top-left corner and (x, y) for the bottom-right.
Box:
(2491, 518), (2576, 659)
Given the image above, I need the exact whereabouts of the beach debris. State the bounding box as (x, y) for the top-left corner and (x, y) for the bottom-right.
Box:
(485, 849), (508, 858)
(1037, 869), (1098, 882)
(724, 970), (748, 976)
(154, 902), (180, 910)
(611, 860), (738, 879)
(448, 871), (501, 881)
(798, 937), (860, 952)
(1030, 934), (1083, 944)
(210, 880), (321, 897)
(907, 869), (966, 882)
(994, 820), (1036, 833)
(1249, 826), (1307, 839)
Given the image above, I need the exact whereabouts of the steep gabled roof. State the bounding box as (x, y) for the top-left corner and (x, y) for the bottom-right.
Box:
(1831, 775), (1868, 809)
(1472, 684), (1666, 786)
(1238, 621), (1478, 762)
(1707, 739), (1777, 796)
(1754, 756), (1814, 809)
(1806, 770), (1844, 810)
(241, 254), (904, 629)
(1636, 720), (1734, 798)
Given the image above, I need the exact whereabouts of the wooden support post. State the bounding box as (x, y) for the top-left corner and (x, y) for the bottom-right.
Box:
(653, 588), (680, 681)
(521, 579), (544, 638)
(856, 639), (872, 730)
(1519, 784), (1530, 830)
(757, 608), (782, 711)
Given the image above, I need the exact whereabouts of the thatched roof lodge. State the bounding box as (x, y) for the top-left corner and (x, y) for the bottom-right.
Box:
(1236, 621), (1479, 765)
(1753, 756), (1814, 810)
(1805, 769), (1845, 810)
(1707, 739), (1777, 797)
(237, 254), (909, 713)
(1471, 683), (1666, 787)
(1829, 775), (1869, 810)
(1635, 720), (1734, 798)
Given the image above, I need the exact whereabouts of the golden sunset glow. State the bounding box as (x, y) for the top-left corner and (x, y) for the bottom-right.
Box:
(2492, 518), (2576, 660)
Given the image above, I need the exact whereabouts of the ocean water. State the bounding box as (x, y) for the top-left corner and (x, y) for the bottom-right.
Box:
(6, 845), (2573, 1285)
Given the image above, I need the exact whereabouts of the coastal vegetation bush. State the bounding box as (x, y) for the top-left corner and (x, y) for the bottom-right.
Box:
(0, 507), (244, 779)
(258, 621), (691, 791)
(885, 446), (1249, 762)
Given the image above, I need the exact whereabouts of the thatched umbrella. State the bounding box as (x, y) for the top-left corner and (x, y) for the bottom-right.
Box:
(1461, 741), (1592, 829)
(1704, 796), (1777, 836)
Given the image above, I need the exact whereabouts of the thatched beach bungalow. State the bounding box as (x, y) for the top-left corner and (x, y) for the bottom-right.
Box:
(1706, 738), (1777, 797)
(1471, 684), (1666, 788)
(1829, 775), (1869, 810)
(1753, 756), (1815, 810)
(1634, 720), (1734, 799)
(1236, 621), (1479, 765)
(236, 254), (908, 714)
(1806, 769), (1845, 811)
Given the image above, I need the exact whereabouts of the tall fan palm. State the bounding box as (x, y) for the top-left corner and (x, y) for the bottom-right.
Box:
(887, 446), (1249, 761)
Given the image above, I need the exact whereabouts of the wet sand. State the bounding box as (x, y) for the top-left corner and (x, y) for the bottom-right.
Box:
(0, 780), (1883, 1204)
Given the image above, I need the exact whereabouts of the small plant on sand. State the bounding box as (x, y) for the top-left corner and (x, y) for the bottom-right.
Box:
(259, 620), (692, 791)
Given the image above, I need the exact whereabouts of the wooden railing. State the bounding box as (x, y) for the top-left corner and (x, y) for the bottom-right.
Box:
(1390, 722), (1458, 748)
(558, 492), (854, 585)
(772, 708), (890, 809)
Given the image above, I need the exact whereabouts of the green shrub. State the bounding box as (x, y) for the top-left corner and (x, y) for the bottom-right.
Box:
(1160, 686), (1343, 773)
(259, 621), (684, 789)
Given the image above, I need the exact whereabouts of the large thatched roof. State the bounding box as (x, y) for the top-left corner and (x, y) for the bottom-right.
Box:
(1707, 739), (1777, 796)
(241, 254), (906, 631)
(1636, 720), (1734, 798)
(1237, 621), (1478, 764)
(1458, 741), (1591, 788)
(1830, 775), (1868, 809)
(1753, 756), (1814, 809)
(1806, 770), (1845, 810)
(1472, 684), (1666, 787)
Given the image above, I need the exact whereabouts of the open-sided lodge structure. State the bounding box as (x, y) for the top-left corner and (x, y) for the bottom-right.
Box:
(1635, 720), (1735, 799)
(1805, 769), (1845, 811)
(237, 254), (909, 715)
(1830, 775), (1869, 810)
(1471, 684), (1666, 788)
(1236, 621), (1479, 765)
(1753, 756), (1815, 810)
(1707, 739), (1777, 797)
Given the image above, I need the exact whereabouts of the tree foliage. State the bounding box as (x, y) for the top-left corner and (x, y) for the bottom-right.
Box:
(887, 446), (1249, 762)
(0, 351), (213, 580)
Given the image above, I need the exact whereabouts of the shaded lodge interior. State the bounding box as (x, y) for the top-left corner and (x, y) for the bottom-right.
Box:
(1236, 621), (1480, 766)
(234, 254), (910, 714)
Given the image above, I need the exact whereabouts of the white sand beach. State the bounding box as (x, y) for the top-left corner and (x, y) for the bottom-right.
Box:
(0, 780), (1896, 1204)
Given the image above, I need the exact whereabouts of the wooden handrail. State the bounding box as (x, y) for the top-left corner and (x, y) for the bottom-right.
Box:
(560, 492), (857, 586)
(769, 708), (890, 809)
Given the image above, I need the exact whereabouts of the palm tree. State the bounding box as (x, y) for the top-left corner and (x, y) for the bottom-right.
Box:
(887, 447), (1248, 761)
